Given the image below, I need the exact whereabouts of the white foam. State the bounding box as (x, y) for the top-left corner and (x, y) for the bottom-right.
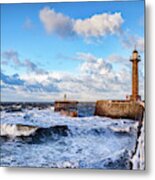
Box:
(1, 107), (140, 169)
(0, 124), (38, 138)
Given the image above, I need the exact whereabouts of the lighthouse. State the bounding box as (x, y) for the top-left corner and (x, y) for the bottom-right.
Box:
(130, 49), (141, 101)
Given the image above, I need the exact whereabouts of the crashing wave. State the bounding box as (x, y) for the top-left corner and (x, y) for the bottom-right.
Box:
(0, 123), (108, 139)
(0, 107), (139, 169)
(0, 124), (71, 141)
(109, 126), (132, 133)
(0, 124), (38, 138)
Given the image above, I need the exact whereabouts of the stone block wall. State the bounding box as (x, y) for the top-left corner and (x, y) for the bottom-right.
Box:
(95, 100), (144, 121)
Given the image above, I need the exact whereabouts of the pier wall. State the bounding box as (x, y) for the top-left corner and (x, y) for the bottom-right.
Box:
(54, 101), (78, 112)
(54, 101), (78, 117)
(95, 100), (144, 121)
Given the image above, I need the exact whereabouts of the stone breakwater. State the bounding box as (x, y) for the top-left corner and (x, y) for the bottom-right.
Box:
(95, 100), (144, 121)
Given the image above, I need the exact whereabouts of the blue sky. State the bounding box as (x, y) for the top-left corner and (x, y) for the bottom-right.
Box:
(1, 0), (145, 102)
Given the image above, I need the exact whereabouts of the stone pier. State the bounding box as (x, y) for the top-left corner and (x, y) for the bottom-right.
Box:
(94, 100), (144, 121)
(54, 100), (78, 117)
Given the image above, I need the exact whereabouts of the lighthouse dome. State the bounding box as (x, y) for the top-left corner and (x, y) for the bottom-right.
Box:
(133, 49), (138, 53)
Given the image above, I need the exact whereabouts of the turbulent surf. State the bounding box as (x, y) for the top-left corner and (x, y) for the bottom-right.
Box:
(0, 103), (139, 169)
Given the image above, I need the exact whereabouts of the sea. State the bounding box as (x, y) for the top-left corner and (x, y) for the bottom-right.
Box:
(0, 102), (139, 169)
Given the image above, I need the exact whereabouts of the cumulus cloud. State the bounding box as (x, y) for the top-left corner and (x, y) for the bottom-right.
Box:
(24, 82), (59, 93)
(1, 51), (144, 101)
(39, 7), (74, 37)
(39, 7), (144, 51)
(73, 13), (123, 38)
(76, 53), (131, 93)
(1, 72), (59, 95)
(39, 7), (124, 39)
(78, 53), (113, 76)
(77, 52), (144, 97)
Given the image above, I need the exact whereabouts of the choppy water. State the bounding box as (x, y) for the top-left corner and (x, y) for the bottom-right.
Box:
(0, 104), (138, 169)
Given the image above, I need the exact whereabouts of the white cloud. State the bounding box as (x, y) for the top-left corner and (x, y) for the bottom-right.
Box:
(39, 7), (124, 38)
(39, 7), (74, 37)
(80, 56), (112, 76)
(39, 7), (144, 53)
(1, 52), (144, 101)
(73, 13), (123, 38)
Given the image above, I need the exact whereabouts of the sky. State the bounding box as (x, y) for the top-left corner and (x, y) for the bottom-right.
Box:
(1, 0), (145, 102)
